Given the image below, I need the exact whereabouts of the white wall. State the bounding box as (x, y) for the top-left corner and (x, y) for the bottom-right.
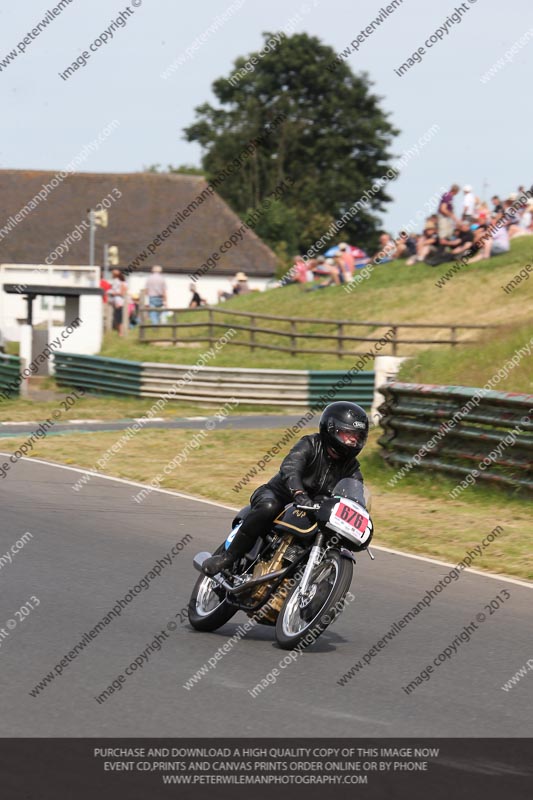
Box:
(0, 263), (100, 340)
(49, 295), (103, 362)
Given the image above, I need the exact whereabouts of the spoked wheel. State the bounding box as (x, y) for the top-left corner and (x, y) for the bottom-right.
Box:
(188, 545), (238, 631)
(275, 550), (353, 650)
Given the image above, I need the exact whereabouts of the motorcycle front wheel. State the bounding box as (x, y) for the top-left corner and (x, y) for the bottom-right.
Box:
(188, 545), (238, 631)
(275, 549), (352, 650)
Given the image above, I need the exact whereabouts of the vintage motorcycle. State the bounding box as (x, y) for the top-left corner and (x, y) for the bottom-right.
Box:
(188, 478), (374, 650)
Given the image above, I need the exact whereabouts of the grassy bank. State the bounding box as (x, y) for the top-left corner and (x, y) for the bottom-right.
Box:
(399, 321), (533, 394)
(2, 427), (530, 580)
(100, 237), (533, 371)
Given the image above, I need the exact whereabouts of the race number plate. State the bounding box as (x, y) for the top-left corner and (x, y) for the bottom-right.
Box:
(330, 500), (370, 542)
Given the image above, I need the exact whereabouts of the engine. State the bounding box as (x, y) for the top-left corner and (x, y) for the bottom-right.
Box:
(246, 535), (307, 624)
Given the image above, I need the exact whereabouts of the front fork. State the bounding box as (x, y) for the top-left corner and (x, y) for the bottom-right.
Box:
(298, 533), (325, 601)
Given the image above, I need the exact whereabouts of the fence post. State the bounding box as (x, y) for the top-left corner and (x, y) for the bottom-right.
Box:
(290, 321), (297, 357)
(337, 323), (344, 359)
(450, 326), (457, 347)
(250, 316), (256, 352)
(391, 326), (398, 356)
(208, 308), (214, 348)
(173, 310), (178, 345)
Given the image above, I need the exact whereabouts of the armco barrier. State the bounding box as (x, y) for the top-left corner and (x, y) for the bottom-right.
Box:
(54, 353), (143, 396)
(378, 382), (533, 490)
(0, 354), (21, 398)
(309, 370), (374, 408)
(54, 353), (375, 409)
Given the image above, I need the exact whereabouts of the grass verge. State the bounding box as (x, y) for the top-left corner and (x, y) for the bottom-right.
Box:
(0, 392), (301, 423)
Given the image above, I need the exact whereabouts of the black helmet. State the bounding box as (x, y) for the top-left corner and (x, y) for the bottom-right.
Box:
(319, 401), (369, 458)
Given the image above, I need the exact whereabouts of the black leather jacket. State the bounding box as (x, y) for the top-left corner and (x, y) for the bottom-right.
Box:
(267, 433), (363, 502)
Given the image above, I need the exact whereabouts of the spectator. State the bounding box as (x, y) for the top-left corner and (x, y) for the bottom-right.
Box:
(373, 233), (397, 263)
(491, 195), (504, 215)
(218, 272), (251, 302)
(234, 272), (251, 294)
(100, 277), (111, 303)
(311, 256), (340, 286)
(407, 225), (438, 265)
(307, 257), (341, 290)
(395, 231), (417, 260)
(333, 252), (347, 282)
(145, 265), (167, 325)
(189, 283), (206, 308)
(501, 200), (521, 238)
(476, 201), (489, 224)
(108, 269), (127, 336)
(338, 243), (355, 278)
(462, 185), (476, 221)
(470, 222), (510, 262)
(449, 220), (475, 258)
(519, 200), (533, 232)
(129, 293), (140, 327)
(292, 256), (310, 284)
(438, 184), (460, 240)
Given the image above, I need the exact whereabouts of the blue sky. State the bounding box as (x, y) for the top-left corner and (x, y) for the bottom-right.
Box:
(2, 0), (531, 238)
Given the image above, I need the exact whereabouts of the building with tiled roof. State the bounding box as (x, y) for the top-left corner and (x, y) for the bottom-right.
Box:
(0, 169), (277, 279)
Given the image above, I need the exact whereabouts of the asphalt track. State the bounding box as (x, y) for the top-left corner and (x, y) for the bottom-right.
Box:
(1, 454), (532, 738)
(0, 414), (305, 437)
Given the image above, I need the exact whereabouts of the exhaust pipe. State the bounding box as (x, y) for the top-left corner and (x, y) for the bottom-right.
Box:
(192, 551), (298, 595)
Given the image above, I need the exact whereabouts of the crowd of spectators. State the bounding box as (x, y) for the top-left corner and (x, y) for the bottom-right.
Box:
(100, 183), (531, 328)
(282, 183), (533, 288)
(406, 183), (532, 267)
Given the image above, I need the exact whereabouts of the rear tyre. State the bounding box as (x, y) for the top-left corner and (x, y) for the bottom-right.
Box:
(275, 550), (353, 650)
(188, 545), (238, 631)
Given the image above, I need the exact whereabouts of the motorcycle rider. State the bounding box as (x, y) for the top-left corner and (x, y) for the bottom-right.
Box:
(202, 401), (370, 576)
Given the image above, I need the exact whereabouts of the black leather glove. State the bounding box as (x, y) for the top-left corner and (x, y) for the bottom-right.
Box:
(293, 490), (314, 507)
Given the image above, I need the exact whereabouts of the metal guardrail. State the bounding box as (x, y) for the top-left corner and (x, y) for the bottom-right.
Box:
(0, 354), (21, 398)
(309, 370), (374, 408)
(378, 382), (533, 491)
(138, 307), (495, 358)
(54, 353), (375, 408)
(54, 353), (143, 396)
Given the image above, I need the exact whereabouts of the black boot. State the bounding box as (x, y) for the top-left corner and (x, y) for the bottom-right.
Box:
(202, 525), (257, 576)
(202, 550), (237, 576)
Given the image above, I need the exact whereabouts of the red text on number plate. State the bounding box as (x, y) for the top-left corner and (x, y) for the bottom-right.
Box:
(335, 502), (368, 532)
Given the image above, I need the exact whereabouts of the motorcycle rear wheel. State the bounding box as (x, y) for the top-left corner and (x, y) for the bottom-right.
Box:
(275, 550), (352, 650)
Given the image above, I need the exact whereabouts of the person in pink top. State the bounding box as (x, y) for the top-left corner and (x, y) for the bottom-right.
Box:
(293, 256), (309, 283)
(338, 242), (355, 280)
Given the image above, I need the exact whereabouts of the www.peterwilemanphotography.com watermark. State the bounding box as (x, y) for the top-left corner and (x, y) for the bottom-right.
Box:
(29, 533), (193, 698)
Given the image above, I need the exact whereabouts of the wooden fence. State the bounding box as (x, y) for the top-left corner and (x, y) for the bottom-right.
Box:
(138, 307), (495, 358)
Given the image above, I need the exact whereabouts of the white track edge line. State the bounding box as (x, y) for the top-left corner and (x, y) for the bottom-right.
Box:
(2, 452), (531, 589)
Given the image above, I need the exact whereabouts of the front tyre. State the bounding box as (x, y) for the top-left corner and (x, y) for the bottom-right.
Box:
(188, 545), (238, 631)
(275, 550), (353, 650)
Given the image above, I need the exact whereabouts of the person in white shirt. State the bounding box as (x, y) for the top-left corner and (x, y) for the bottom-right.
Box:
(145, 265), (168, 325)
(462, 185), (476, 221)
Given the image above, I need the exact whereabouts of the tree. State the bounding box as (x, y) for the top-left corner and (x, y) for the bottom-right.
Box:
(143, 163), (204, 175)
(183, 32), (399, 252)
